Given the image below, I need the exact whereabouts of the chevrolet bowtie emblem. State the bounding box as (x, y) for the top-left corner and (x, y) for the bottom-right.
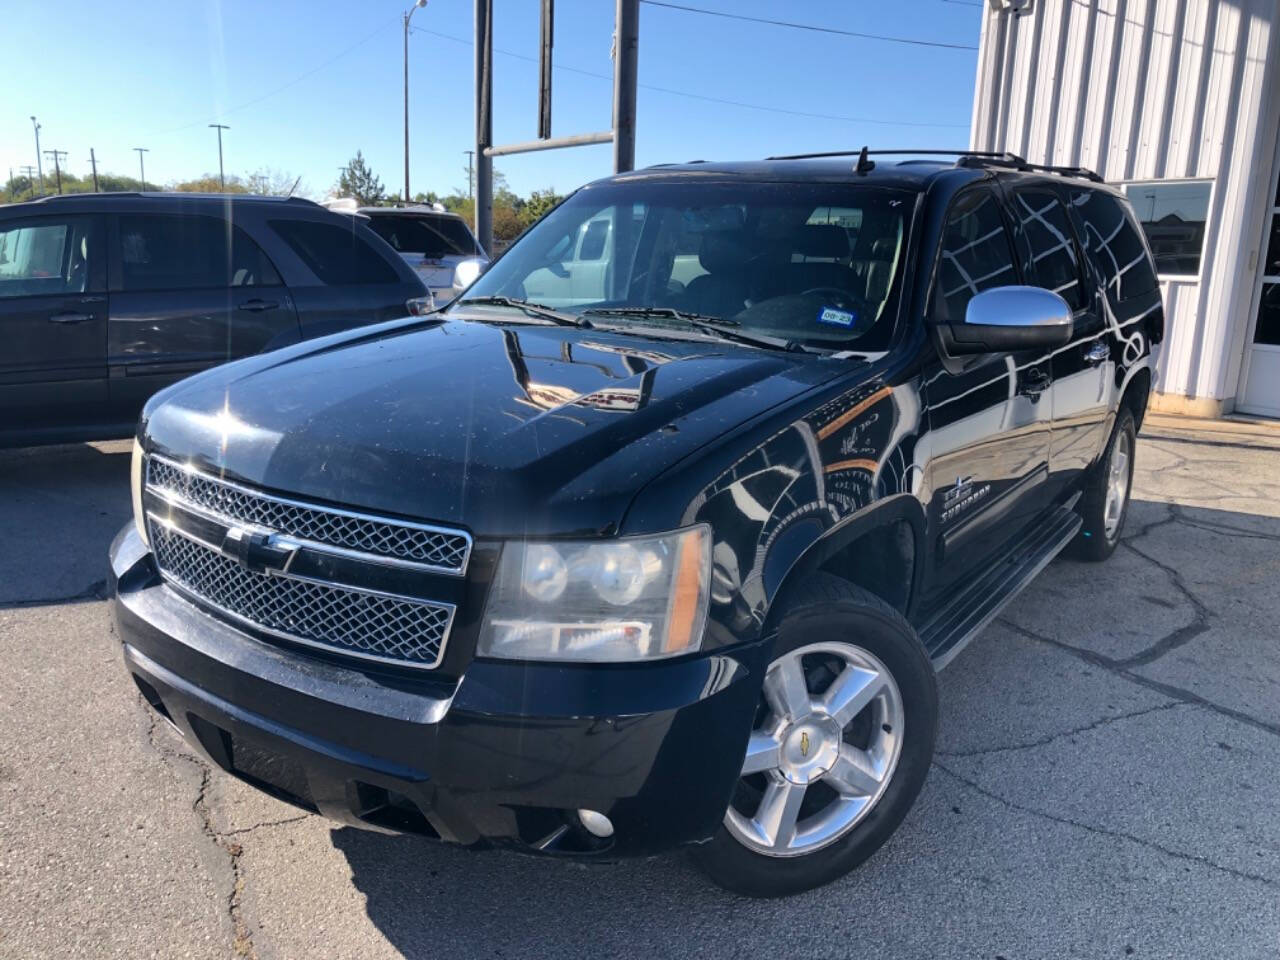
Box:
(219, 526), (298, 574)
(800, 731), (810, 757)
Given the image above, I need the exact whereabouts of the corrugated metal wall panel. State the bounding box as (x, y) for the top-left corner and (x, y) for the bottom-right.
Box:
(972, 0), (1280, 409)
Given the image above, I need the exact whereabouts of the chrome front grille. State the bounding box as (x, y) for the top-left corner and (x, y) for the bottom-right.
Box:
(151, 525), (454, 667)
(144, 456), (469, 669)
(147, 457), (471, 574)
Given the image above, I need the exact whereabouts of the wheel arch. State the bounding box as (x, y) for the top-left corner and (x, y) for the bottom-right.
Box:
(761, 494), (927, 635)
(1119, 364), (1152, 432)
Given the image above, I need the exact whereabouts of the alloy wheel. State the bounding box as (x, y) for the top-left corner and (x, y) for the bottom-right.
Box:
(725, 641), (904, 858)
(1104, 428), (1132, 539)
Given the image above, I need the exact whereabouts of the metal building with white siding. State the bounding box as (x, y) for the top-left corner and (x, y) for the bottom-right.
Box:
(971, 0), (1280, 418)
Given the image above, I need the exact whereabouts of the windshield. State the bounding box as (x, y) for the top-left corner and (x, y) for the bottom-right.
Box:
(458, 180), (911, 349)
(367, 213), (480, 258)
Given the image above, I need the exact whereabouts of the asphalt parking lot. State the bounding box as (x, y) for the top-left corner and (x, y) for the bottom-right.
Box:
(2, 418), (1278, 960)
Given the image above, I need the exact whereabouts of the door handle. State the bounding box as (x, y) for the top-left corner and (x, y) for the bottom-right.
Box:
(48, 312), (94, 324)
(1019, 368), (1051, 400)
(237, 299), (279, 312)
(1084, 340), (1111, 366)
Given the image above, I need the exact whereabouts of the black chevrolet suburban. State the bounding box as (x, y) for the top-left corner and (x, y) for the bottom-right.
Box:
(0, 192), (429, 448)
(110, 151), (1163, 897)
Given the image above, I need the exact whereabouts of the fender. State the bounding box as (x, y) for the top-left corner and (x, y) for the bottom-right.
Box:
(760, 493), (929, 634)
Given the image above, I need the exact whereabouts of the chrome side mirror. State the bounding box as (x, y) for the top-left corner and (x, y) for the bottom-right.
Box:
(452, 257), (487, 294)
(943, 285), (1073, 355)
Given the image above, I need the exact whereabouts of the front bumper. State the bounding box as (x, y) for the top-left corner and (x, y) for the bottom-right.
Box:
(110, 525), (766, 856)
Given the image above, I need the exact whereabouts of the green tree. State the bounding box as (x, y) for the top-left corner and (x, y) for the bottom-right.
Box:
(521, 188), (565, 228)
(245, 167), (307, 197)
(98, 174), (146, 192)
(171, 174), (249, 194)
(336, 151), (385, 206)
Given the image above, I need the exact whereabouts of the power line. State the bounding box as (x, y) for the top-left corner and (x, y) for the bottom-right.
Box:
(639, 0), (979, 51)
(413, 27), (969, 129)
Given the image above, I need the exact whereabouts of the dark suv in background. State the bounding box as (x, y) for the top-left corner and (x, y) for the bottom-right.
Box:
(0, 192), (428, 448)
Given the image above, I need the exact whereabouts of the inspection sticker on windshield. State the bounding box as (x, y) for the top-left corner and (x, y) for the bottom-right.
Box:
(817, 306), (857, 328)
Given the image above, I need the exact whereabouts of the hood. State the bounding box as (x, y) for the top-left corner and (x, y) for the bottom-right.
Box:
(143, 313), (843, 537)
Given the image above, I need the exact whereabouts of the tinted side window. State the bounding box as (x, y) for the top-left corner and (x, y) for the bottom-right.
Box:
(1069, 190), (1158, 304)
(1013, 190), (1084, 310)
(270, 218), (400, 285)
(119, 214), (280, 291)
(934, 188), (1018, 322)
(0, 216), (99, 299)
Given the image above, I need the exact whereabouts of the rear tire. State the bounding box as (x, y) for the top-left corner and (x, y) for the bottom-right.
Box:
(691, 575), (937, 898)
(1068, 406), (1136, 561)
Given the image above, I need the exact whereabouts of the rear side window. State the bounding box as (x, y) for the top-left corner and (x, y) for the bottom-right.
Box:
(270, 218), (400, 285)
(365, 214), (479, 258)
(1012, 190), (1084, 310)
(119, 214), (281, 291)
(1069, 190), (1158, 305)
(933, 187), (1018, 322)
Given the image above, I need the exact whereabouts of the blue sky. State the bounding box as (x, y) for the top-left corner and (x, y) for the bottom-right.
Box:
(2, 0), (982, 199)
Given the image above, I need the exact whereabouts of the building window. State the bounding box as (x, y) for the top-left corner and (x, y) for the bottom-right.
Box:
(1120, 179), (1212, 278)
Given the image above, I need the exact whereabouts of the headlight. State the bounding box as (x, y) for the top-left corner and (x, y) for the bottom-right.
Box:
(130, 439), (150, 549)
(477, 526), (712, 662)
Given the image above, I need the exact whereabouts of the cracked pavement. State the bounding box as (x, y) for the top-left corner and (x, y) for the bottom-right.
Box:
(1, 422), (1278, 959)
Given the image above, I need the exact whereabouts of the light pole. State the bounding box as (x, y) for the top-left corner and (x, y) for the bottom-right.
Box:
(30, 116), (44, 194)
(209, 124), (230, 190)
(134, 147), (149, 190)
(404, 0), (427, 203)
(464, 149), (475, 228)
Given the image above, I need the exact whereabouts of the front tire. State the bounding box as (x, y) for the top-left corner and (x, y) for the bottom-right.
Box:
(1068, 406), (1136, 561)
(692, 576), (937, 897)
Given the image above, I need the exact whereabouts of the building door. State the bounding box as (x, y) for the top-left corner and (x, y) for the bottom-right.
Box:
(1239, 171), (1280, 417)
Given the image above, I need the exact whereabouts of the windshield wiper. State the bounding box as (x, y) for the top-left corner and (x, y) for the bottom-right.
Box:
(458, 296), (590, 328)
(580, 306), (817, 353)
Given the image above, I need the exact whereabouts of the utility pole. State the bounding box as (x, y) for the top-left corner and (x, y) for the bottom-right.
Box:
(475, 0), (493, 253)
(209, 124), (230, 189)
(6, 168), (12, 201)
(89, 148), (100, 192)
(30, 117), (44, 193)
(134, 147), (149, 190)
(404, 0), (427, 204)
(612, 0), (639, 174)
(43, 150), (67, 194)
(20, 164), (36, 196)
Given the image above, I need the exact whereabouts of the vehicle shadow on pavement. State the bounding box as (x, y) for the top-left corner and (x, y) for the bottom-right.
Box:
(330, 825), (726, 957)
(0, 440), (132, 606)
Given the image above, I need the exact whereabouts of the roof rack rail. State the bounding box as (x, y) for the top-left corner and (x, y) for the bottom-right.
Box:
(33, 191), (322, 204)
(954, 154), (1105, 183)
(763, 147), (1104, 183)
